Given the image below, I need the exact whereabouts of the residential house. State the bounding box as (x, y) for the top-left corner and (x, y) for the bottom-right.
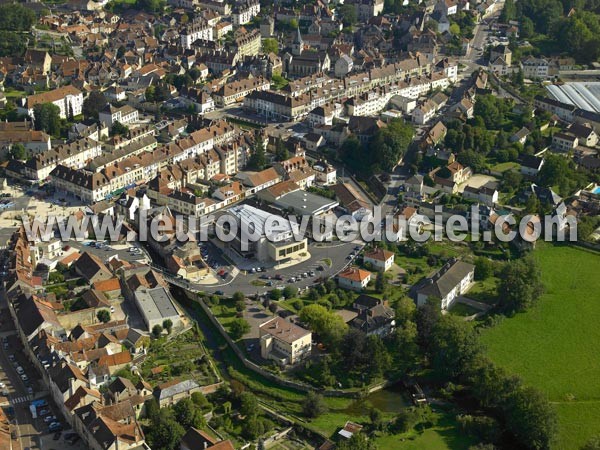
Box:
(520, 154), (545, 177)
(413, 259), (475, 310)
(348, 295), (395, 337)
(552, 132), (578, 152)
(337, 267), (372, 291)
(363, 248), (395, 272)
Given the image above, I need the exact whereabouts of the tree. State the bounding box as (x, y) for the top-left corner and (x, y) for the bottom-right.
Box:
(0, 4), (36, 31)
(174, 398), (205, 429)
(498, 256), (544, 313)
(239, 391), (258, 417)
(299, 304), (348, 346)
(152, 324), (163, 338)
(0, 31), (26, 57)
(162, 319), (173, 334)
(457, 414), (501, 445)
(269, 288), (282, 300)
(262, 38), (278, 54)
(145, 413), (185, 450)
(302, 391), (326, 418)
(457, 150), (486, 173)
(429, 315), (483, 379)
(369, 119), (414, 172)
(247, 135), (266, 170)
(338, 4), (358, 27)
(337, 433), (376, 450)
(274, 137), (289, 161)
(229, 318), (250, 340)
(374, 270), (386, 294)
(474, 257), (494, 281)
(135, 0), (165, 12)
(395, 296), (416, 326)
(390, 320), (419, 374)
(9, 143), (26, 160)
(415, 297), (441, 348)
(500, 0), (516, 22)
(111, 121), (129, 137)
(83, 91), (107, 120)
(232, 291), (245, 302)
(96, 309), (111, 323)
(235, 299), (245, 312)
(582, 435), (600, 450)
(191, 391), (210, 409)
(33, 103), (61, 136)
(503, 386), (557, 449)
(282, 285), (297, 299)
(520, 17), (535, 38)
(369, 408), (383, 431)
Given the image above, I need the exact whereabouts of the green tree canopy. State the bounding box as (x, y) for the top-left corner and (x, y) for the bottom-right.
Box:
(299, 303), (348, 346)
(83, 91), (107, 120)
(33, 103), (61, 136)
(229, 318), (250, 340)
(498, 256), (544, 313)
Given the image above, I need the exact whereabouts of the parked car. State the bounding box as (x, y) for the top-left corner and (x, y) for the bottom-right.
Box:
(48, 422), (62, 432)
(44, 416), (57, 423)
(8, 355), (15, 362)
(26, 387), (33, 395)
(20, 374), (29, 382)
(16, 366), (24, 375)
(38, 409), (50, 416)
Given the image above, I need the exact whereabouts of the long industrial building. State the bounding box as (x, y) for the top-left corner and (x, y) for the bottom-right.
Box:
(546, 82), (600, 113)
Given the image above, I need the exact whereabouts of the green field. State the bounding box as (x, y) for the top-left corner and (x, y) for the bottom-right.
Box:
(481, 244), (600, 449)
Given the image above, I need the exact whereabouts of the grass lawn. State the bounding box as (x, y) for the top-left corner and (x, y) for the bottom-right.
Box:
(373, 409), (478, 450)
(466, 277), (499, 305)
(481, 244), (600, 449)
(490, 161), (520, 173)
(448, 302), (479, 317)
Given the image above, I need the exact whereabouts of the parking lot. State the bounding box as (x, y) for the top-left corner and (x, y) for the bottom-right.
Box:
(201, 240), (362, 297)
(69, 239), (149, 265)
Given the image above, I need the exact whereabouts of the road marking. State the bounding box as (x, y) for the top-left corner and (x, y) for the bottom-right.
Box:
(9, 395), (32, 405)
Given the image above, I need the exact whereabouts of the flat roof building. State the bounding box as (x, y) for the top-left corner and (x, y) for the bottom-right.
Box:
(272, 190), (339, 216)
(133, 286), (181, 331)
(222, 204), (308, 263)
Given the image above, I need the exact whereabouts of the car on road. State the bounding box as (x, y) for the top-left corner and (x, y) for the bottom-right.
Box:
(16, 366), (24, 375)
(215, 290), (224, 296)
(39, 409), (50, 416)
(44, 415), (57, 423)
(20, 374), (29, 382)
